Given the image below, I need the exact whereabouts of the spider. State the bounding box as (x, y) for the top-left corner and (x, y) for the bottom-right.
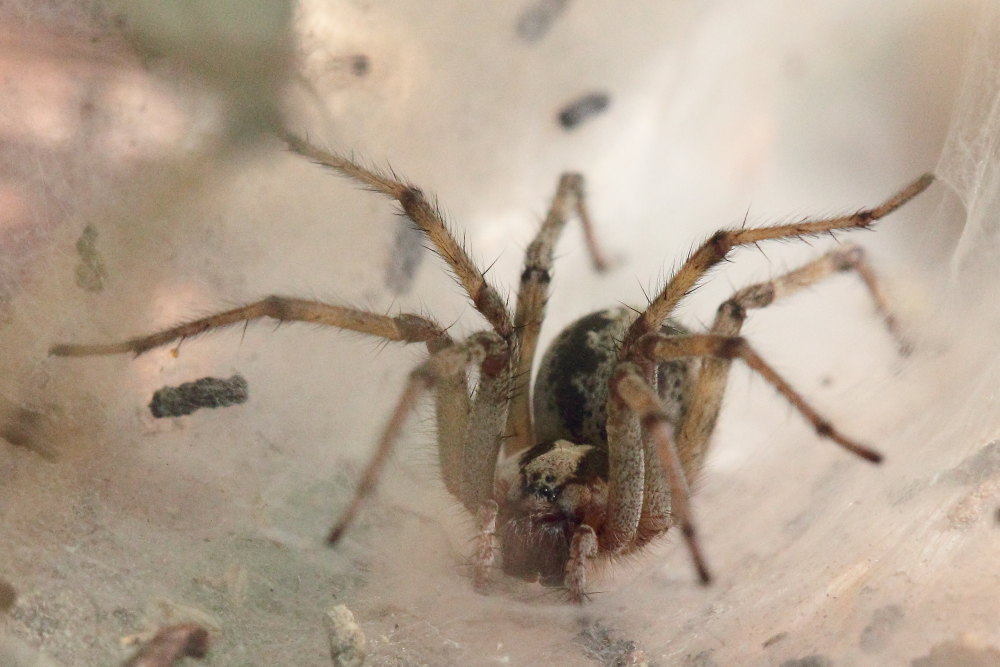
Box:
(51, 131), (934, 602)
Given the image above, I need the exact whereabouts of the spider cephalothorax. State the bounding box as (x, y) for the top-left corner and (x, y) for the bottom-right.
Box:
(52, 131), (934, 602)
(495, 439), (609, 586)
(488, 307), (695, 589)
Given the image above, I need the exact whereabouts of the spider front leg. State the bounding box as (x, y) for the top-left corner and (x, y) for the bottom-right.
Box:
(565, 524), (599, 604)
(607, 362), (712, 584)
(622, 173), (934, 350)
(280, 131), (516, 339)
(328, 330), (510, 542)
(678, 243), (910, 474)
(48, 296), (503, 545)
(49, 296), (449, 356)
(554, 353), (711, 600)
(620, 331), (883, 583)
(636, 333), (882, 463)
(713, 243), (910, 348)
(473, 500), (499, 593)
(505, 173), (610, 455)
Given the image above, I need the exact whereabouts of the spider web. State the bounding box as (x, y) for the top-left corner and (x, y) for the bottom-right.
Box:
(0, 1), (998, 666)
(940, 4), (1000, 284)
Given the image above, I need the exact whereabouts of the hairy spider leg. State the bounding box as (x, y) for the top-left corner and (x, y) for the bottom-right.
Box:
(608, 361), (711, 583)
(606, 330), (877, 586)
(596, 175), (934, 588)
(328, 331), (510, 542)
(281, 131), (516, 340)
(48, 297), (497, 540)
(49, 297), (449, 356)
(507, 172), (609, 455)
(676, 242), (911, 479)
(622, 173), (934, 351)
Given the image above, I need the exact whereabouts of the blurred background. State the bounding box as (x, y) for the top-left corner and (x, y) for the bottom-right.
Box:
(0, 1), (997, 664)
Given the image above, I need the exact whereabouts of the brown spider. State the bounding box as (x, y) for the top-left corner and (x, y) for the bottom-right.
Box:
(51, 132), (934, 602)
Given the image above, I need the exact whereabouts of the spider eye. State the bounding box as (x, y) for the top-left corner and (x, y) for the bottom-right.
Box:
(544, 474), (556, 483)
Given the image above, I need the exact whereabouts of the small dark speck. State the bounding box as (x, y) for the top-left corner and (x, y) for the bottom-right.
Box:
(912, 640), (1000, 667)
(683, 649), (719, 667)
(149, 375), (249, 418)
(575, 620), (648, 667)
(516, 0), (571, 42)
(940, 440), (1000, 485)
(385, 222), (425, 294)
(763, 632), (788, 648)
(558, 92), (610, 130)
(860, 604), (904, 653)
(350, 54), (369, 77)
(111, 606), (136, 628)
(124, 624), (209, 665)
(819, 375), (833, 387)
(0, 579), (16, 612)
(74, 224), (107, 292)
(779, 656), (833, 667)
(1, 407), (56, 460)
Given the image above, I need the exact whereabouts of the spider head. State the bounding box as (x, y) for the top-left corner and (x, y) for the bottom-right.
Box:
(495, 439), (608, 586)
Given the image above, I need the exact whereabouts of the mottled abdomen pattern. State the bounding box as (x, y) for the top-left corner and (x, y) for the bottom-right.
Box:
(533, 307), (695, 449)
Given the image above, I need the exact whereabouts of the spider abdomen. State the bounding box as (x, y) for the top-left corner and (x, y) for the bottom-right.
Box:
(533, 307), (694, 448)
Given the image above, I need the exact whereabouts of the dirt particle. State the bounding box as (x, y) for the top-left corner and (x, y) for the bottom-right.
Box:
(349, 54), (369, 77)
(149, 375), (248, 419)
(911, 638), (1000, 667)
(576, 620), (649, 666)
(683, 649), (718, 667)
(325, 605), (366, 667)
(0, 406), (56, 460)
(860, 604), (903, 652)
(74, 224), (108, 292)
(516, 0), (571, 42)
(385, 222), (424, 294)
(947, 478), (1000, 528)
(558, 92), (610, 130)
(779, 656), (833, 667)
(123, 623), (209, 666)
(0, 579), (16, 612)
(940, 441), (1000, 485)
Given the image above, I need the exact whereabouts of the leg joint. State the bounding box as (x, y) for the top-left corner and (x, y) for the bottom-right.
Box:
(639, 411), (666, 432)
(519, 265), (552, 284)
(262, 295), (290, 319)
(708, 230), (732, 258)
(730, 282), (775, 310)
(717, 299), (747, 322)
(399, 186), (425, 210)
(395, 313), (447, 344)
(717, 335), (746, 359)
(832, 243), (865, 270)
